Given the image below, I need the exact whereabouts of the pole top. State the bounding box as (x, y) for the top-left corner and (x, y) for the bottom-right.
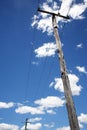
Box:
(38, 8), (70, 19)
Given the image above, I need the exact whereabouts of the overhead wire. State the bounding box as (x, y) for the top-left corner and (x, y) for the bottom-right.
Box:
(31, 0), (50, 99)
(22, 0), (43, 123)
(34, 0), (58, 98)
(24, 0), (40, 101)
(34, 57), (48, 98)
(33, 0), (52, 98)
(32, 0), (48, 99)
(36, 0), (58, 97)
(41, 58), (56, 97)
(24, 0), (49, 101)
(22, 0), (76, 126)
(22, 0), (57, 124)
(24, 42), (34, 100)
(25, 0), (74, 101)
(31, 0), (52, 99)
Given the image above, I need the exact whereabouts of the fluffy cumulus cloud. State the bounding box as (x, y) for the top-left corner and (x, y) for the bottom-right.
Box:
(47, 109), (56, 114)
(31, 0), (87, 35)
(15, 105), (44, 115)
(56, 126), (70, 130)
(50, 73), (82, 96)
(32, 15), (53, 35)
(76, 66), (87, 74)
(69, 2), (87, 19)
(0, 123), (19, 130)
(0, 102), (14, 109)
(59, 0), (73, 16)
(21, 123), (42, 130)
(15, 96), (65, 115)
(60, 0), (87, 19)
(35, 96), (65, 109)
(78, 113), (87, 123)
(29, 117), (42, 123)
(34, 42), (57, 57)
(84, 0), (87, 4)
(44, 122), (55, 128)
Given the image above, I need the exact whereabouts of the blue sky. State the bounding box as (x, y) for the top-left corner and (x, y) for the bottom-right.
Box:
(0, 0), (87, 130)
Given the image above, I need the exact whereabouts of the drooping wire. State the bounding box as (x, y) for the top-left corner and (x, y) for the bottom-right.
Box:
(34, 0), (60, 98)
(34, 56), (48, 98)
(24, 0), (41, 101)
(40, 58), (56, 97)
(24, 43), (34, 100)
(24, 0), (74, 101)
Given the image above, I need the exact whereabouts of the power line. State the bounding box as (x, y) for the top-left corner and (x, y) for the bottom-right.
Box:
(24, 0), (39, 100)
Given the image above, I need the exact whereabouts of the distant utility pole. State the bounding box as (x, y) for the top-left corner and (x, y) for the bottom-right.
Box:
(38, 8), (80, 130)
(25, 118), (29, 130)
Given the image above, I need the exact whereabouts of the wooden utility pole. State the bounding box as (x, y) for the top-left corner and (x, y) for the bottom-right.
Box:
(38, 8), (80, 130)
(25, 118), (28, 130)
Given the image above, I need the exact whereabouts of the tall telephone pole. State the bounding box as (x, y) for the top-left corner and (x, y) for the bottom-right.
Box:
(38, 8), (80, 130)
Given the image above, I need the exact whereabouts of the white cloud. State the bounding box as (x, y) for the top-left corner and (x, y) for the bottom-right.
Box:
(21, 123), (42, 130)
(38, 1), (59, 19)
(0, 123), (19, 130)
(78, 113), (87, 128)
(59, 0), (87, 19)
(84, 0), (87, 5)
(42, 1), (59, 13)
(59, 0), (73, 16)
(47, 109), (56, 114)
(29, 117), (42, 123)
(76, 43), (83, 48)
(56, 126), (70, 130)
(31, 15), (39, 27)
(35, 96), (65, 109)
(15, 105), (44, 115)
(36, 16), (53, 35)
(78, 113), (87, 123)
(69, 3), (87, 19)
(15, 96), (65, 115)
(76, 66), (87, 74)
(50, 73), (82, 96)
(34, 42), (57, 58)
(0, 102), (14, 109)
(44, 122), (55, 128)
